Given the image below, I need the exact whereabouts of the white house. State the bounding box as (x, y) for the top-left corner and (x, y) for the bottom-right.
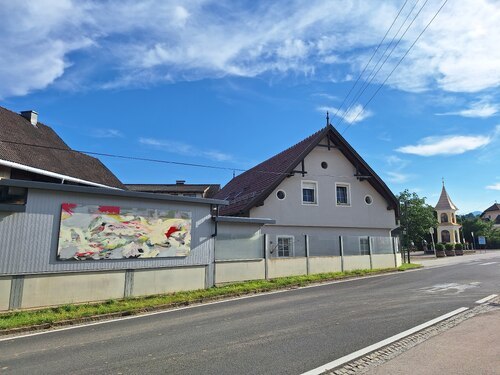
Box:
(215, 124), (399, 259)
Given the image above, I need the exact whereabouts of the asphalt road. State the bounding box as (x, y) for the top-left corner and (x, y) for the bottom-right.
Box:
(1, 254), (499, 375)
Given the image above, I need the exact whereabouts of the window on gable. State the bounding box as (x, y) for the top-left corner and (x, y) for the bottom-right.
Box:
(336, 183), (350, 206)
(277, 236), (294, 257)
(302, 181), (317, 205)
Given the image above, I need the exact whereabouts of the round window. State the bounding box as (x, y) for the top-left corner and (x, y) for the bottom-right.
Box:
(365, 195), (373, 205)
(277, 190), (286, 200)
(321, 161), (328, 169)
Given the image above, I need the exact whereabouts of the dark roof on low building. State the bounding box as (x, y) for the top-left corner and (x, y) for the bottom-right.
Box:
(215, 124), (399, 217)
(0, 106), (125, 189)
(125, 183), (220, 198)
(434, 185), (458, 211)
(482, 203), (500, 214)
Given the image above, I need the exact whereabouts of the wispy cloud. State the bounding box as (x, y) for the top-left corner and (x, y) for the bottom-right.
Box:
(139, 138), (233, 162)
(90, 129), (123, 138)
(486, 182), (500, 190)
(397, 133), (492, 156)
(436, 98), (499, 118)
(386, 171), (412, 184)
(1, 1), (499, 98)
(317, 104), (372, 124)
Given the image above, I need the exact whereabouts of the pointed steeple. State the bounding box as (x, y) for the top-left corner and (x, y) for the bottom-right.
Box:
(435, 182), (458, 211)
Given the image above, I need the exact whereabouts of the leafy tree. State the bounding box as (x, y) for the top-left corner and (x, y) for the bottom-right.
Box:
(397, 189), (438, 250)
(459, 215), (500, 248)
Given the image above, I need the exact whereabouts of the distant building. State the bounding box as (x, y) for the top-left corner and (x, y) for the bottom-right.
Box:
(0, 106), (124, 189)
(126, 181), (220, 198)
(481, 203), (500, 229)
(434, 182), (461, 244)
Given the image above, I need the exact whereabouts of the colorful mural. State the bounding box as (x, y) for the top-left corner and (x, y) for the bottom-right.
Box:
(57, 204), (192, 260)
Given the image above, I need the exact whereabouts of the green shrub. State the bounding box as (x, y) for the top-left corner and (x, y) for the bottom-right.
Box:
(454, 243), (463, 250)
(445, 243), (455, 251)
(435, 243), (445, 251)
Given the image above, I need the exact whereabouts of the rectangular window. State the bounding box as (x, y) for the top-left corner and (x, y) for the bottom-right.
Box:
(277, 236), (294, 257)
(336, 183), (350, 206)
(359, 237), (370, 255)
(302, 181), (317, 205)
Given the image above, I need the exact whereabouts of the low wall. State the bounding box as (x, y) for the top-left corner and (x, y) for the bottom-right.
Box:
(132, 266), (205, 296)
(21, 271), (126, 309)
(372, 254), (397, 269)
(309, 257), (342, 274)
(268, 258), (307, 278)
(0, 277), (11, 311)
(343, 255), (371, 271)
(215, 260), (265, 284)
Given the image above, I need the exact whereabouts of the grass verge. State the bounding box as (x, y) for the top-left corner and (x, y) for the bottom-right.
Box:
(0, 263), (421, 331)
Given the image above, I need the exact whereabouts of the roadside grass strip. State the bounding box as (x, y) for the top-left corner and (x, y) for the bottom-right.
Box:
(0, 264), (421, 332)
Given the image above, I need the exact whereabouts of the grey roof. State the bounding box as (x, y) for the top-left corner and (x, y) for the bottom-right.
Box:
(0, 179), (228, 206)
(125, 184), (220, 198)
(435, 185), (458, 211)
(0, 106), (125, 189)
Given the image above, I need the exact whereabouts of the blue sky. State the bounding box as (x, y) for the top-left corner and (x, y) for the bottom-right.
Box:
(1, 0), (499, 213)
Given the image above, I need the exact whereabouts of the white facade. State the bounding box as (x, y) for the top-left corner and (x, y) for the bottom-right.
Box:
(250, 139), (397, 255)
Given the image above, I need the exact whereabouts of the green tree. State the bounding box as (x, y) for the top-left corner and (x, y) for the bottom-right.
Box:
(459, 216), (500, 248)
(398, 189), (438, 250)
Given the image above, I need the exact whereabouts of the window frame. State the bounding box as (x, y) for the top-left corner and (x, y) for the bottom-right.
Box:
(335, 182), (351, 207)
(276, 235), (294, 257)
(301, 180), (318, 206)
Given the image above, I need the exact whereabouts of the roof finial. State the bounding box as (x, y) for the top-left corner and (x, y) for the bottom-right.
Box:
(326, 111), (330, 126)
(442, 177), (445, 187)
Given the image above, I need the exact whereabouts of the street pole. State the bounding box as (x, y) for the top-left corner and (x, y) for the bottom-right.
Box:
(430, 227), (436, 257)
(471, 232), (475, 250)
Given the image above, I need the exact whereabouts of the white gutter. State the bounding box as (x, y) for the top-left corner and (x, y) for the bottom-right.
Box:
(0, 159), (120, 190)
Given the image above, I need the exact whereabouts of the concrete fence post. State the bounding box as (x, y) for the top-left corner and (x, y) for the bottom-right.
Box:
(339, 236), (344, 272)
(305, 234), (310, 275)
(9, 275), (24, 310)
(264, 233), (269, 280)
(368, 236), (373, 270)
(392, 237), (398, 267)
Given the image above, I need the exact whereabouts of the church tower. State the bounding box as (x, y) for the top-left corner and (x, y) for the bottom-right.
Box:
(434, 181), (461, 244)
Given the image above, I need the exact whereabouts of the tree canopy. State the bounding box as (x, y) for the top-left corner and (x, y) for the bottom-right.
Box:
(397, 189), (438, 249)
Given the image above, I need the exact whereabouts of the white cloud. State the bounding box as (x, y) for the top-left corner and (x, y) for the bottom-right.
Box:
(1, 0), (500, 97)
(90, 129), (123, 138)
(139, 138), (233, 162)
(436, 98), (499, 118)
(386, 171), (412, 184)
(396, 134), (491, 156)
(317, 104), (372, 124)
(486, 183), (500, 191)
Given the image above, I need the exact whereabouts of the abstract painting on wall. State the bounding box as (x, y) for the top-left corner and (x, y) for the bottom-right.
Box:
(57, 203), (192, 260)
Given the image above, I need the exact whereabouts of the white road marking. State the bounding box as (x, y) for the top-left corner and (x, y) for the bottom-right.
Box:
(475, 294), (498, 304)
(420, 282), (480, 294)
(0, 268), (422, 342)
(301, 307), (469, 375)
(478, 262), (498, 266)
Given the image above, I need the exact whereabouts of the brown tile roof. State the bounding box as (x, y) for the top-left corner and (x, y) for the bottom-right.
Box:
(215, 124), (399, 217)
(0, 106), (125, 189)
(125, 184), (220, 198)
(434, 185), (458, 211)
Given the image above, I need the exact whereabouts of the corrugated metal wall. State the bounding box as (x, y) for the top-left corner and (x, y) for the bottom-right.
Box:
(0, 189), (214, 275)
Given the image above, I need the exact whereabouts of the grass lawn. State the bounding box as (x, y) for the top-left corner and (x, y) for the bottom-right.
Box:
(0, 263), (421, 331)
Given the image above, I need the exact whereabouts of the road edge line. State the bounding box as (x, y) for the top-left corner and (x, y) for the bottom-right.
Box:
(301, 307), (469, 375)
(475, 294), (498, 304)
